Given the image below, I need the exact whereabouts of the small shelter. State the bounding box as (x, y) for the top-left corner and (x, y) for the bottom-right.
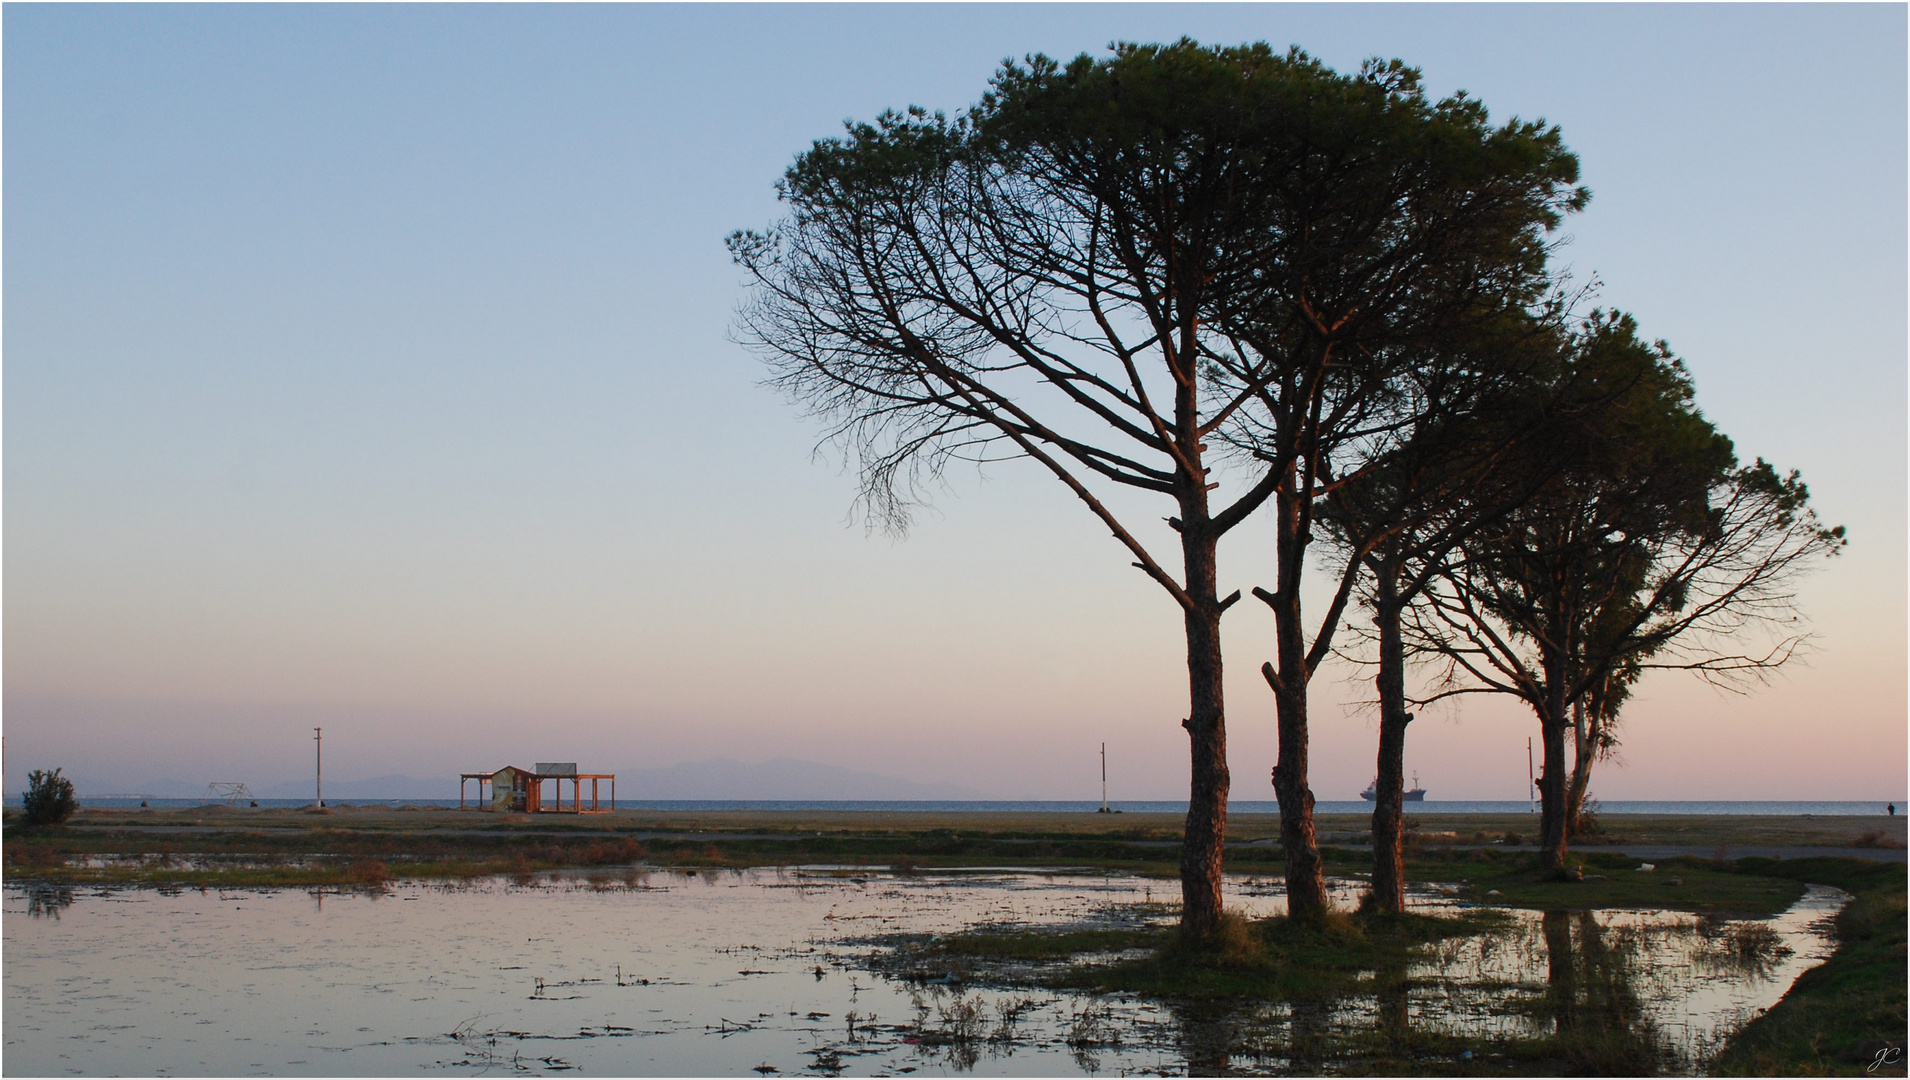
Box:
(459, 763), (614, 813)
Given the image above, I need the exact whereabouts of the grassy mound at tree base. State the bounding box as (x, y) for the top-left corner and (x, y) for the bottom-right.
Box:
(1018, 907), (1511, 1001)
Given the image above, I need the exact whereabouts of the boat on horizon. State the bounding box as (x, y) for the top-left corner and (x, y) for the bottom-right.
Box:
(1361, 773), (1427, 802)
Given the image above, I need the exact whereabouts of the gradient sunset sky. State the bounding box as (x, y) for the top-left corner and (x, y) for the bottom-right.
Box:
(6, 4), (1904, 800)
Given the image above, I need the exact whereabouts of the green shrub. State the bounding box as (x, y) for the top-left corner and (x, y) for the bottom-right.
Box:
(22, 768), (77, 826)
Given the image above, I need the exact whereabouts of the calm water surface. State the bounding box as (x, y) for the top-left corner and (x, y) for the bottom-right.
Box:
(2, 870), (1842, 1076)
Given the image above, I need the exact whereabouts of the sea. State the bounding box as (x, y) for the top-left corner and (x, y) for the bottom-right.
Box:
(55, 797), (1900, 815)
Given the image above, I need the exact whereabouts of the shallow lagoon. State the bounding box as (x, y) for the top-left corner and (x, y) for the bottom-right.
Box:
(3, 869), (1841, 1076)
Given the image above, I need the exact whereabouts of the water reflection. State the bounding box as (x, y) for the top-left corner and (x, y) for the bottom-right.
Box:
(1161, 1001), (1229, 1074)
(1541, 909), (1668, 1073)
(23, 884), (72, 919)
(1694, 913), (1793, 980)
(1, 872), (1845, 1077)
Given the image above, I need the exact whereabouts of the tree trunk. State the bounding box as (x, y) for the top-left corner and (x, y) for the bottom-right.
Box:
(1269, 480), (1329, 917)
(1271, 679), (1326, 916)
(1565, 700), (1594, 839)
(1179, 587), (1229, 937)
(1168, 458), (1230, 937)
(1537, 688), (1571, 872)
(1368, 567), (1410, 914)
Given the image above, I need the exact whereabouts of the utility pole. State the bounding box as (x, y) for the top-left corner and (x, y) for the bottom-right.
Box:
(1526, 736), (1535, 813)
(1099, 742), (1109, 813)
(315, 727), (324, 808)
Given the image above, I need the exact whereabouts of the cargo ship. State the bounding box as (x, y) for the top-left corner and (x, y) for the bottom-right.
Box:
(1361, 773), (1426, 801)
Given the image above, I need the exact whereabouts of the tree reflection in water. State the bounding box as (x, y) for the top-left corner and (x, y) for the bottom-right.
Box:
(1136, 902), (1818, 1074)
(1170, 1002), (1240, 1075)
(25, 885), (73, 919)
(1542, 908), (1670, 1073)
(1373, 951), (1413, 1051)
(1160, 971), (1405, 1072)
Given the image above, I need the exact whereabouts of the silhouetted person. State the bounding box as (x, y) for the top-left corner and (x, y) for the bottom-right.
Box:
(1889, 803), (1896, 816)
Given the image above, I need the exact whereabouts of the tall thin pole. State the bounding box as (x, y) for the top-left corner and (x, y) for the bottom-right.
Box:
(315, 727), (324, 808)
(1100, 742), (1108, 813)
(1526, 736), (1534, 813)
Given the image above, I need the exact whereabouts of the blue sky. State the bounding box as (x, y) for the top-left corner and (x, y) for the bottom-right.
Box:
(5, 4), (1904, 799)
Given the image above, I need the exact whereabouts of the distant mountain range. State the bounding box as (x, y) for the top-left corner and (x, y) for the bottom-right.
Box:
(122, 757), (986, 801)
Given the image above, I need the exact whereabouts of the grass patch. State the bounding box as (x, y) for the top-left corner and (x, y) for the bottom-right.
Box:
(932, 926), (1161, 960)
(1411, 849), (1809, 916)
(914, 905), (1707, 1076)
(0, 828), (1197, 885)
(1052, 907), (1510, 1001)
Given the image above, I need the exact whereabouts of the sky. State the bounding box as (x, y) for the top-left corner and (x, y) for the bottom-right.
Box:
(5, 4), (1905, 802)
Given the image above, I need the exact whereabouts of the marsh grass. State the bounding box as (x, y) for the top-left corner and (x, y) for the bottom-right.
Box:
(1, 828), (656, 888)
(1413, 850), (1809, 916)
(934, 926), (1159, 961)
(1693, 916), (1792, 979)
(344, 859), (393, 889)
(1712, 859), (1908, 1076)
(935, 904), (1700, 1075)
(1051, 907), (1511, 1001)
(13, 807), (1896, 895)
